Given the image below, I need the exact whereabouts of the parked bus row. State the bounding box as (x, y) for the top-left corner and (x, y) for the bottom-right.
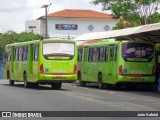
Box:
(3, 38), (160, 91)
(78, 39), (159, 90)
(3, 39), (77, 89)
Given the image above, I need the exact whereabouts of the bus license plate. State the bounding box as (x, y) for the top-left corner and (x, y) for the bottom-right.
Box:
(134, 78), (141, 81)
(55, 77), (62, 80)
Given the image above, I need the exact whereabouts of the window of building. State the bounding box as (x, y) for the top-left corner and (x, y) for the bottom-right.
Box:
(88, 24), (94, 32)
(104, 25), (110, 31)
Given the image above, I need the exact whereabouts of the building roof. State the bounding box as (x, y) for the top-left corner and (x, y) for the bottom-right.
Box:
(75, 22), (160, 43)
(39, 9), (113, 19)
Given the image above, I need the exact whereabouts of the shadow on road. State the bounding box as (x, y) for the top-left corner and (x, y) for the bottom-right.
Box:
(73, 82), (160, 99)
(2, 83), (72, 91)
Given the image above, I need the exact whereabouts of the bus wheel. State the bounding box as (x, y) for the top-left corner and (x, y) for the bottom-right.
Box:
(79, 80), (86, 87)
(9, 79), (14, 85)
(78, 72), (86, 87)
(33, 83), (39, 88)
(98, 74), (104, 89)
(24, 74), (30, 88)
(51, 82), (62, 90)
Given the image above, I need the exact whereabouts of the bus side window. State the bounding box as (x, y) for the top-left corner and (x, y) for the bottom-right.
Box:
(88, 48), (93, 62)
(100, 47), (106, 62)
(83, 48), (88, 62)
(19, 47), (23, 61)
(22, 46), (28, 61)
(78, 49), (82, 62)
(15, 47), (19, 61)
(34, 45), (39, 61)
(110, 46), (115, 61)
(7, 48), (11, 62)
(115, 46), (117, 61)
(105, 47), (108, 61)
(93, 48), (99, 62)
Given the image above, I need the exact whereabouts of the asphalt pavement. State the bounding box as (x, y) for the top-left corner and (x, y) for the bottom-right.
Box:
(0, 80), (160, 120)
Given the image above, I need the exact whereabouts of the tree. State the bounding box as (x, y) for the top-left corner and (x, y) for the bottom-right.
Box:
(0, 31), (43, 59)
(91, 0), (160, 29)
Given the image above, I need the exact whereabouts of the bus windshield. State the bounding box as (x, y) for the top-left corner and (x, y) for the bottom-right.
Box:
(122, 43), (154, 62)
(43, 42), (74, 59)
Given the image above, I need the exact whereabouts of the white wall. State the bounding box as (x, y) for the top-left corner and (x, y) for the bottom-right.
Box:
(25, 20), (42, 34)
(25, 18), (117, 39)
(47, 18), (117, 38)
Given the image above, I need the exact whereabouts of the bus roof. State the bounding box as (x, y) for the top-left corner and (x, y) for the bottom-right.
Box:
(84, 39), (153, 47)
(5, 38), (75, 47)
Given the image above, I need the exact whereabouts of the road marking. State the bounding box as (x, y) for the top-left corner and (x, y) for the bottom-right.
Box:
(57, 91), (157, 111)
(66, 83), (117, 94)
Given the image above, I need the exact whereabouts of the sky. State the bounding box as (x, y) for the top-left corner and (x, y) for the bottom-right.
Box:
(0, 0), (102, 33)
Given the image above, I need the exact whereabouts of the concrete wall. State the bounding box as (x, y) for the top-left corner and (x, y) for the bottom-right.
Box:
(25, 20), (42, 35)
(47, 18), (117, 38)
(25, 18), (117, 39)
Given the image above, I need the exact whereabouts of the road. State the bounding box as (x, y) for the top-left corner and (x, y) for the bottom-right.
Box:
(0, 79), (160, 120)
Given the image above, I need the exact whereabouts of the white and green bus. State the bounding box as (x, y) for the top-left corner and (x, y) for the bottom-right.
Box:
(4, 39), (77, 89)
(79, 39), (156, 89)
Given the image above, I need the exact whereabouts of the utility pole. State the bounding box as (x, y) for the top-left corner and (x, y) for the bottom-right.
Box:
(42, 3), (52, 39)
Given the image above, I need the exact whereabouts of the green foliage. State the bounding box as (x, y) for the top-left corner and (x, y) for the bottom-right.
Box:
(91, 0), (160, 29)
(0, 31), (43, 59)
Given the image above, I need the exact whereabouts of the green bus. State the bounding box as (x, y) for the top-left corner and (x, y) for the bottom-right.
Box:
(3, 39), (77, 89)
(78, 39), (156, 89)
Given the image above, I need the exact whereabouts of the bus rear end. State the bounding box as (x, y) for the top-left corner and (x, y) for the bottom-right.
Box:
(117, 42), (155, 87)
(38, 39), (77, 89)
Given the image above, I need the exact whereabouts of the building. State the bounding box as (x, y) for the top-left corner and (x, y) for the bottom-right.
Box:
(25, 9), (118, 39)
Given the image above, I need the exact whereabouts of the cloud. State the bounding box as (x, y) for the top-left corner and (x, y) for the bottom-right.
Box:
(0, 0), (102, 33)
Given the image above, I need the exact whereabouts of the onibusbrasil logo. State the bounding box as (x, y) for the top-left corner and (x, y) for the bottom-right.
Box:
(2, 112), (42, 118)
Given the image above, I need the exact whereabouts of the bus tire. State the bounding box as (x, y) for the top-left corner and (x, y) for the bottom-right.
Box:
(51, 82), (62, 90)
(9, 79), (14, 85)
(24, 74), (30, 88)
(79, 81), (86, 87)
(7, 71), (14, 85)
(78, 72), (86, 87)
(98, 74), (104, 89)
(33, 83), (39, 88)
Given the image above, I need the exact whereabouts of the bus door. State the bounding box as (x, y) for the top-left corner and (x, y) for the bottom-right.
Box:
(108, 45), (116, 81)
(28, 44), (33, 74)
(155, 46), (160, 81)
(3, 52), (7, 79)
(11, 47), (15, 73)
(82, 47), (89, 81)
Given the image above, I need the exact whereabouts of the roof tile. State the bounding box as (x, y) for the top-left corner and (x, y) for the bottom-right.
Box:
(47, 9), (113, 19)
